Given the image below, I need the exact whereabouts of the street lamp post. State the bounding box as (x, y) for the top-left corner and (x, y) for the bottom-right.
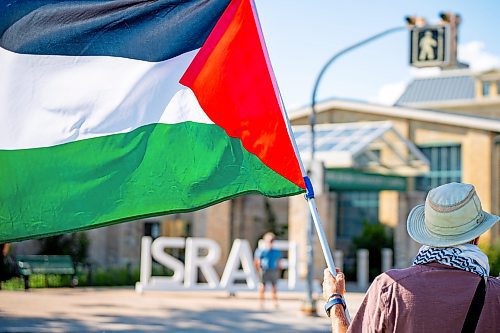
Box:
(304, 25), (406, 316)
(310, 26), (405, 125)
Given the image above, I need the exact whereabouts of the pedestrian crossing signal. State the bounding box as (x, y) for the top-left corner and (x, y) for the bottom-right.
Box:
(410, 25), (451, 68)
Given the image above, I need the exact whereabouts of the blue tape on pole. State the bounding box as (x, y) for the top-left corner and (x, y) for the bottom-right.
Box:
(304, 176), (315, 199)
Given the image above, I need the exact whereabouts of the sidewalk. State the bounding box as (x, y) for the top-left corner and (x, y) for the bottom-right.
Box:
(0, 288), (365, 332)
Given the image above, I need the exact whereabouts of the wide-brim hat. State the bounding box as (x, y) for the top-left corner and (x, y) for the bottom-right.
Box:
(407, 182), (499, 247)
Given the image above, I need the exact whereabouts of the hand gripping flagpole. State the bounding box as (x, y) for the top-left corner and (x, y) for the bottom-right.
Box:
(303, 177), (351, 323)
(271, 78), (351, 322)
(295, 25), (407, 324)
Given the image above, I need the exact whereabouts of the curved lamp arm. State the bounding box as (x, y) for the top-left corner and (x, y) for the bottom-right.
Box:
(309, 26), (406, 160)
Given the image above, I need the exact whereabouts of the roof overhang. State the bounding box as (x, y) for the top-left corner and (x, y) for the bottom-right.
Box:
(289, 99), (500, 133)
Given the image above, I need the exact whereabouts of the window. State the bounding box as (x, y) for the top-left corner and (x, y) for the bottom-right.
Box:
(336, 191), (379, 240)
(144, 221), (161, 239)
(482, 81), (491, 96)
(415, 145), (461, 192)
(163, 219), (191, 238)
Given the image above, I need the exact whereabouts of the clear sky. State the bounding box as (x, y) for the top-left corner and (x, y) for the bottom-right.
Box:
(254, 0), (500, 110)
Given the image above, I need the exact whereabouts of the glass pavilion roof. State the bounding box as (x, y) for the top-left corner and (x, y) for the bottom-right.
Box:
(292, 121), (429, 176)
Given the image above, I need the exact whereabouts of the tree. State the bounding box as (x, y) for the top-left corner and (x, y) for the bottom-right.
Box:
(351, 222), (393, 280)
(38, 232), (89, 263)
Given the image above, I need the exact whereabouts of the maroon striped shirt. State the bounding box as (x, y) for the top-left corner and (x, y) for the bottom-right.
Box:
(348, 263), (500, 332)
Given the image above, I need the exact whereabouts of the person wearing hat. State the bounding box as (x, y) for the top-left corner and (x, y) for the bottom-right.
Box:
(322, 182), (499, 333)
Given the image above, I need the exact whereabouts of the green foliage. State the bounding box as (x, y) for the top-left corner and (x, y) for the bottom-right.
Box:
(1, 263), (175, 290)
(352, 222), (393, 250)
(82, 266), (140, 287)
(2, 266), (139, 290)
(81, 264), (173, 286)
(351, 222), (394, 280)
(37, 232), (89, 263)
(151, 263), (174, 277)
(1, 274), (74, 290)
(480, 240), (500, 277)
(1, 277), (24, 290)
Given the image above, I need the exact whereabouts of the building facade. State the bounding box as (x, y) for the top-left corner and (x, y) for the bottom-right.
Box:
(288, 68), (500, 278)
(13, 69), (499, 283)
(85, 69), (498, 281)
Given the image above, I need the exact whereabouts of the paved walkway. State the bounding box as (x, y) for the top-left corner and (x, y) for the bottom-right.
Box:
(0, 288), (365, 332)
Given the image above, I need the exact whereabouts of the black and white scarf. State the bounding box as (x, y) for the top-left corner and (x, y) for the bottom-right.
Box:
(413, 244), (490, 277)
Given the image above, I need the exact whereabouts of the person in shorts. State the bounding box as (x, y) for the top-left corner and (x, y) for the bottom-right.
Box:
(254, 232), (282, 309)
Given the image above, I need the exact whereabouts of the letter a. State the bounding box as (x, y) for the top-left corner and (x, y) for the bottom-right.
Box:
(220, 239), (259, 289)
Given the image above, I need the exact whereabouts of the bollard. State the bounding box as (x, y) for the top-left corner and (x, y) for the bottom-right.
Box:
(381, 248), (393, 272)
(333, 250), (344, 271)
(357, 249), (369, 290)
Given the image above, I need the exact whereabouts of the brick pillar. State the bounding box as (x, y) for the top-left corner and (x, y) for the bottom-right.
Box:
(205, 201), (232, 275)
(288, 194), (309, 279)
(395, 191), (425, 268)
(463, 130), (493, 246)
(313, 192), (337, 279)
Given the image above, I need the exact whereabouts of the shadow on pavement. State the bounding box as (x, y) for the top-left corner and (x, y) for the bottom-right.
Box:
(0, 307), (330, 332)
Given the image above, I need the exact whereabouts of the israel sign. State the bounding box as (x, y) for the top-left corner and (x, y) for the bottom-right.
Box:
(135, 237), (303, 292)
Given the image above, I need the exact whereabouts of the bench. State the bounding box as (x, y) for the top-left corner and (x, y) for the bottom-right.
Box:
(16, 255), (77, 290)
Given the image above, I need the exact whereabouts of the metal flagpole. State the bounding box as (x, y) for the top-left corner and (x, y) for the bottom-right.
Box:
(298, 25), (407, 321)
(258, 23), (411, 328)
(275, 95), (352, 323)
(304, 195), (316, 315)
(274, 78), (338, 275)
(252, 2), (351, 320)
(302, 179), (336, 273)
(276, 96), (339, 274)
(303, 178), (351, 323)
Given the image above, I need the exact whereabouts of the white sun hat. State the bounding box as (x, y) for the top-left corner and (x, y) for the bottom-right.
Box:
(407, 182), (499, 247)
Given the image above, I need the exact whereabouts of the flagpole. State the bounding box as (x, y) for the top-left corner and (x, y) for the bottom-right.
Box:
(302, 179), (335, 272)
(270, 74), (337, 277)
(250, 0), (349, 321)
(275, 94), (340, 278)
(276, 94), (351, 323)
(303, 177), (351, 323)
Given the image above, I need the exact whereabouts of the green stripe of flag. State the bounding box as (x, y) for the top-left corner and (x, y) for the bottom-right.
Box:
(0, 122), (303, 242)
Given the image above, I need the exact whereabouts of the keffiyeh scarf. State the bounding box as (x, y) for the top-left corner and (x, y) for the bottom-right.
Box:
(413, 244), (490, 277)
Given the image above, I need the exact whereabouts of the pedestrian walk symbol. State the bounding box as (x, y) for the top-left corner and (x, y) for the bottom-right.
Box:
(419, 31), (437, 61)
(410, 25), (450, 68)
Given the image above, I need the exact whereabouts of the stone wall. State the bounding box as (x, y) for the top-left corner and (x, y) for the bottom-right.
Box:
(395, 191), (425, 268)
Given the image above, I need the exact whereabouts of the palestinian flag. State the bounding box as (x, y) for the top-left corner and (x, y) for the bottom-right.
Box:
(0, 0), (306, 242)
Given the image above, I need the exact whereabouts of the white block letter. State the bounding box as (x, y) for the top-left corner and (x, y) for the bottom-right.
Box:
(184, 238), (221, 288)
(139, 236), (152, 285)
(287, 241), (298, 289)
(220, 239), (259, 289)
(151, 237), (185, 286)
